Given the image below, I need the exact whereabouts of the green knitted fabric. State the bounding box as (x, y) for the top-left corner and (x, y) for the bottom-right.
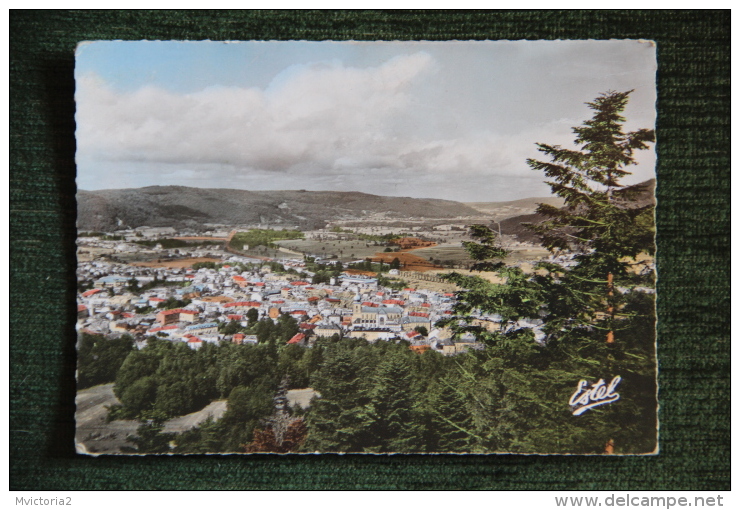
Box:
(10, 10), (729, 490)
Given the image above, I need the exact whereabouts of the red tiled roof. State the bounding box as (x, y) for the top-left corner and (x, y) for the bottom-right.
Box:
(147, 325), (179, 333)
(233, 333), (245, 339)
(299, 323), (317, 330)
(409, 312), (430, 318)
(81, 289), (102, 297)
(253, 282), (265, 286)
(233, 275), (246, 282)
(149, 297), (165, 302)
(422, 303), (431, 308)
(271, 300), (285, 304)
(77, 305), (87, 312)
(122, 312), (135, 318)
(307, 296), (320, 302)
(362, 301), (378, 307)
(383, 299), (405, 305)
(287, 333), (305, 344)
(188, 337), (202, 343)
(444, 293), (455, 297)
(325, 298), (340, 303)
(290, 310), (307, 316)
(227, 314), (244, 321)
(290, 281), (309, 286)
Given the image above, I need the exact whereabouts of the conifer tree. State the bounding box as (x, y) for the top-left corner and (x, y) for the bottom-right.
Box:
(367, 354), (421, 452)
(462, 224), (509, 272)
(427, 375), (476, 452)
(527, 90), (654, 259)
(526, 90), (655, 343)
(302, 349), (373, 452)
(429, 91), (658, 454)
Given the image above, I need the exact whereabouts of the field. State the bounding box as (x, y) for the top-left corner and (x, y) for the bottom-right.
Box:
(229, 229), (303, 250)
(401, 244), (473, 267)
(274, 236), (550, 272)
(370, 250), (443, 272)
(275, 238), (463, 272)
(273, 239), (385, 261)
(228, 245), (289, 260)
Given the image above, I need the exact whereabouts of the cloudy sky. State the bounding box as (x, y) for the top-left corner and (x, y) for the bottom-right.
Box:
(75, 40), (656, 202)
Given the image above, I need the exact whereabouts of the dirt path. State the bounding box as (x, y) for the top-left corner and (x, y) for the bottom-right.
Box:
(75, 384), (139, 455)
(75, 383), (228, 455)
(162, 401), (227, 433)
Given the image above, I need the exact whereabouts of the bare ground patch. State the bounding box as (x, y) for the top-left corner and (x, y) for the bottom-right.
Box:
(287, 388), (319, 408)
(76, 383), (228, 455)
(162, 401), (227, 433)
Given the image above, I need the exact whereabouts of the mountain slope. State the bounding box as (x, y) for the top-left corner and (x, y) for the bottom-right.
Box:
(499, 179), (656, 243)
(465, 196), (565, 219)
(76, 186), (485, 231)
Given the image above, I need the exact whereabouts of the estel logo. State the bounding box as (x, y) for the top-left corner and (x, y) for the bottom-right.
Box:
(568, 376), (621, 416)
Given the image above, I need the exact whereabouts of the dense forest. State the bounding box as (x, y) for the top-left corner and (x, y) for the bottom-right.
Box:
(79, 305), (655, 454)
(77, 91), (657, 455)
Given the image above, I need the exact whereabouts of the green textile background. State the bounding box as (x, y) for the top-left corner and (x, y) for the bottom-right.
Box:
(10, 10), (730, 490)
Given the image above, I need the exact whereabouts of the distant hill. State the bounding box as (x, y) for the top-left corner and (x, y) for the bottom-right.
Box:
(498, 179), (656, 243)
(465, 196), (565, 220)
(76, 186), (485, 231)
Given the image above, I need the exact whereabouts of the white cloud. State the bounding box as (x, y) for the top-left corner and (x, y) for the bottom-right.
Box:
(76, 53), (438, 171)
(75, 49), (655, 202)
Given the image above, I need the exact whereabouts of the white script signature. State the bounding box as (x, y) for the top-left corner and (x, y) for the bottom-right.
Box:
(568, 376), (621, 416)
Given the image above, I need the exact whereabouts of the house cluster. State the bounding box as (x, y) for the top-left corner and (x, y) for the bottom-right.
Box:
(76, 253), (487, 356)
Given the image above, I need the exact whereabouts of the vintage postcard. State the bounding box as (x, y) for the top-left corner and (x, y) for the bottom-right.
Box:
(74, 40), (658, 455)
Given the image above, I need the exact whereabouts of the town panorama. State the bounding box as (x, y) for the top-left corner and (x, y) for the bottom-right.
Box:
(75, 202), (567, 454)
